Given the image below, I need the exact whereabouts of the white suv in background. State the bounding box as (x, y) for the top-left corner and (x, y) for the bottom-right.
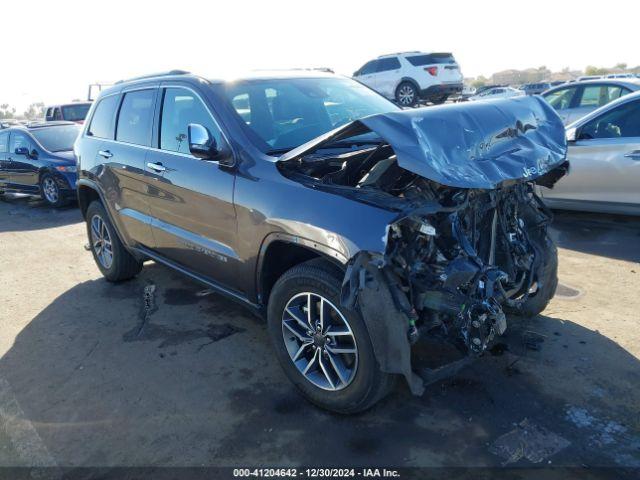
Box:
(353, 51), (463, 107)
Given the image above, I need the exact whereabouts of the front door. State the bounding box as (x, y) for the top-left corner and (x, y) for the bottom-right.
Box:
(543, 98), (640, 207)
(144, 85), (239, 292)
(6, 132), (40, 193)
(0, 131), (9, 187)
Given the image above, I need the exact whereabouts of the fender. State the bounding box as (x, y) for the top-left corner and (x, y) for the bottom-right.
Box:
(76, 178), (140, 258)
(255, 231), (348, 304)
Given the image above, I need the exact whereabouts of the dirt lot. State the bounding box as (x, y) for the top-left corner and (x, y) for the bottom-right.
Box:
(0, 195), (639, 476)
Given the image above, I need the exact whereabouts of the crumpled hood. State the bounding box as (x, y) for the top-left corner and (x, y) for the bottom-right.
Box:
(280, 96), (567, 189)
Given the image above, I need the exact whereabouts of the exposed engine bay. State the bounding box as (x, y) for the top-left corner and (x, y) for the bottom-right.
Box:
(278, 96), (569, 393)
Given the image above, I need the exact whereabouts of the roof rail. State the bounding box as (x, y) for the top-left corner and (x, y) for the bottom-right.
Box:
(115, 70), (190, 84)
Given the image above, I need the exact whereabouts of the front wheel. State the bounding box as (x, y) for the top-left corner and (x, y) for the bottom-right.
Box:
(267, 260), (395, 413)
(507, 233), (558, 317)
(40, 173), (68, 207)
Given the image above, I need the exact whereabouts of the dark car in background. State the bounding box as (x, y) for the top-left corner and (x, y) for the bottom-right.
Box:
(0, 121), (80, 206)
(75, 70), (567, 413)
(520, 82), (551, 95)
(45, 102), (92, 124)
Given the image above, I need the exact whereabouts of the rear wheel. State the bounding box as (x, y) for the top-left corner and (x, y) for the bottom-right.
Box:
(86, 201), (142, 282)
(395, 82), (418, 107)
(267, 260), (395, 413)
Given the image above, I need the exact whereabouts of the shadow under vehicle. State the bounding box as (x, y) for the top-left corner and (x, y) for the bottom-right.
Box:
(74, 70), (568, 413)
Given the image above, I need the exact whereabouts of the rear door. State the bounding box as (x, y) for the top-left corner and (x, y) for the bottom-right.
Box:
(373, 57), (401, 98)
(144, 84), (239, 291)
(543, 98), (640, 207)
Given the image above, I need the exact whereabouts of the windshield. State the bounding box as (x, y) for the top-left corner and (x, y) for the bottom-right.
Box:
(31, 125), (81, 152)
(220, 77), (399, 153)
(61, 104), (91, 121)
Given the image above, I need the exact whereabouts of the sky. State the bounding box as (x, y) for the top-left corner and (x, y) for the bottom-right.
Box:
(2, 0), (638, 112)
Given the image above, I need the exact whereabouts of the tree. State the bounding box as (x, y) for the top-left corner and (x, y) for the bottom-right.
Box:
(0, 104), (16, 119)
(614, 63), (627, 70)
(23, 102), (45, 120)
(471, 76), (488, 88)
(584, 65), (607, 76)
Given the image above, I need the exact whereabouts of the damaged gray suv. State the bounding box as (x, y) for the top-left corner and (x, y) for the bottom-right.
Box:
(75, 70), (568, 413)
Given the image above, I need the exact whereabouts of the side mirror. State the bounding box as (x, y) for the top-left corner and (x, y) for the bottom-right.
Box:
(187, 123), (234, 166)
(188, 123), (218, 160)
(15, 147), (30, 156)
(565, 127), (577, 143)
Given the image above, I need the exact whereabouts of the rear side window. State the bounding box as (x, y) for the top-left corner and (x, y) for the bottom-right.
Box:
(406, 53), (455, 66)
(578, 85), (624, 109)
(116, 89), (156, 146)
(88, 95), (119, 139)
(376, 57), (400, 72)
(0, 132), (8, 153)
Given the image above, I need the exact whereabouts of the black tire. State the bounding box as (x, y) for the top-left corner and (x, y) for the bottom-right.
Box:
(267, 259), (396, 414)
(395, 81), (419, 107)
(431, 94), (448, 105)
(85, 201), (142, 282)
(40, 173), (68, 207)
(507, 233), (558, 317)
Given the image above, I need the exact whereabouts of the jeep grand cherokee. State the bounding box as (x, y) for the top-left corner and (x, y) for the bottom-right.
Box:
(75, 70), (568, 413)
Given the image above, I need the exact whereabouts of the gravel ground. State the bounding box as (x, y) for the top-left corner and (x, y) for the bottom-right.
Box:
(0, 194), (638, 476)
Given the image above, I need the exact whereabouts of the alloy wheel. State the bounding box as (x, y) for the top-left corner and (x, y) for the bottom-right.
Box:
(281, 292), (358, 391)
(90, 214), (114, 269)
(42, 177), (59, 204)
(398, 85), (416, 106)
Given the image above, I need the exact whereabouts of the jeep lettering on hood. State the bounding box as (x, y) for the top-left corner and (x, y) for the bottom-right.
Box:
(278, 96), (569, 394)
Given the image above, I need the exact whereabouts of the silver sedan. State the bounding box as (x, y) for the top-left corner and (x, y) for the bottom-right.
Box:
(541, 79), (640, 125)
(539, 91), (640, 215)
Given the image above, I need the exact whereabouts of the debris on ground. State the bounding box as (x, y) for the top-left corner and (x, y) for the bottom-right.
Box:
(490, 418), (570, 465)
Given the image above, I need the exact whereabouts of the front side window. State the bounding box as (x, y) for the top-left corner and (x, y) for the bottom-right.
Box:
(116, 89), (156, 146)
(544, 87), (576, 110)
(579, 99), (640, 139)
(88, 95), (119, 139)
(159, 88), (222, 155)
(9, 132), (36, 153)
(221, 77), (399, 153)
(377, 57), (400, 72)
(32, 125), (81, 152)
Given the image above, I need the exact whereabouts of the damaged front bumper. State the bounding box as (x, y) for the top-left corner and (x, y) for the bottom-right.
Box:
(340, 179), (565, 395)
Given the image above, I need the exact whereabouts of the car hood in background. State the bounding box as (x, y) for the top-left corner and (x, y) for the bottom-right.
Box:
(49, 150), (77, 164)
(279, 96), (567, 189)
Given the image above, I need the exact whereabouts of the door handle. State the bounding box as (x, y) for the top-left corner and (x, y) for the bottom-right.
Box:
(147, 162), (166, 172)
(623, 150), (640, 160)
(98, 150), (113, 159)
